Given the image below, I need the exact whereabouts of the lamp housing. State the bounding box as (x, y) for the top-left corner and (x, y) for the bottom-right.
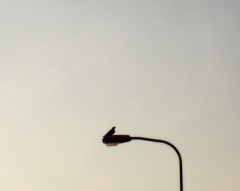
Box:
(102, 135), (132, 146)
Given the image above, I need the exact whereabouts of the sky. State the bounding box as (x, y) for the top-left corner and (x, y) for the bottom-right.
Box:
(0, 0), (240, 191)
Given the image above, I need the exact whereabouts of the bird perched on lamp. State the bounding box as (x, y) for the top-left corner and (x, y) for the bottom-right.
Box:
(104, 127), (115, 137)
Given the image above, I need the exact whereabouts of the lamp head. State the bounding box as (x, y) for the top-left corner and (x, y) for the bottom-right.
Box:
(102, 127), (132, 146)
(102, 135), (132, 146)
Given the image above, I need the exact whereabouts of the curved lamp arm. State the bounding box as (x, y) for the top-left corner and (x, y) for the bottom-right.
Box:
(131, 137), (183, 191)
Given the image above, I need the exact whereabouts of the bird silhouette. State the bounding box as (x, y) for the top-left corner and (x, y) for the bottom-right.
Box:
(104, 127), (116, 137)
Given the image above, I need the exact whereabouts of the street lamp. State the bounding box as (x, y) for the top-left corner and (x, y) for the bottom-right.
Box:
(102, 127), (183, 191)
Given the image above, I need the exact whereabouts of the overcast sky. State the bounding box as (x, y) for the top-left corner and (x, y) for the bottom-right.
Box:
(0, 1), (240, 191)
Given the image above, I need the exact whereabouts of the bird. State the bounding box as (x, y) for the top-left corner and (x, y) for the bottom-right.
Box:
(104, 127), (116, 137)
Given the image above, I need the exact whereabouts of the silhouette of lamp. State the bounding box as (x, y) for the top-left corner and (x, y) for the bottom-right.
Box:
(102, 127), (183, 191)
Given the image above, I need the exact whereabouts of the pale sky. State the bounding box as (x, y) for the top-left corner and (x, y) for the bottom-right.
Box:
(0, 1), (240, 191)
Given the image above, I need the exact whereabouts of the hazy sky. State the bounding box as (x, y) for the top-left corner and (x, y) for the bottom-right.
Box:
(0, 1), (240, 191)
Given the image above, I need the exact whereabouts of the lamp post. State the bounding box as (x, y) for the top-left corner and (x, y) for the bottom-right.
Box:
(102, 127), (183, 191)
